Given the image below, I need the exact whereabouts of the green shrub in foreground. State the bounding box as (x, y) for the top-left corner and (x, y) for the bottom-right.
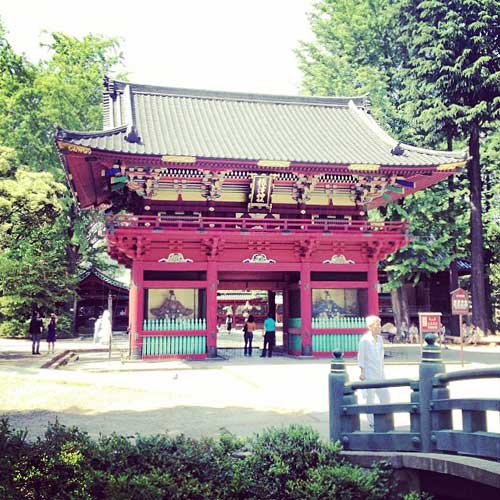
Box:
(0, 419), (431, 499)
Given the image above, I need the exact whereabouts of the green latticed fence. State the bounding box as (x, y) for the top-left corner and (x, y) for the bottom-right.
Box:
(142, 335), (207, 356)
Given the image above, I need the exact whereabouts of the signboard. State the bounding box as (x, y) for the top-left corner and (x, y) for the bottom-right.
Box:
(451, 288), (470, 316)
(249, 175), (273, 210)
(418, 312), (442, 333)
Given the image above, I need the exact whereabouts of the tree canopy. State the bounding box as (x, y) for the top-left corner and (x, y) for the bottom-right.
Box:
(0, 20), (124, 336)
(298, 0), (500, 331)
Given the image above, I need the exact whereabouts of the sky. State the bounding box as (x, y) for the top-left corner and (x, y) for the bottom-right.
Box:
(1, 0), (315, 95)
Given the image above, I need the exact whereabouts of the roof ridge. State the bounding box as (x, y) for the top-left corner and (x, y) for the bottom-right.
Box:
(348, 103), (466, 161)
(78, 266), (129, 289)
(109, 78), (368, 108)
(57, 125), (127, 140)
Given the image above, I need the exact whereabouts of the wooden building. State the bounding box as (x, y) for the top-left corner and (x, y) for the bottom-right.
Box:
(57, 79), (465, 359)
(76, 267), (129, 332)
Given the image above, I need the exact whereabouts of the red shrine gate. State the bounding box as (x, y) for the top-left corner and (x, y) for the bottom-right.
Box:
(109, 215), (406, 357)
(57, 79), (466, 359)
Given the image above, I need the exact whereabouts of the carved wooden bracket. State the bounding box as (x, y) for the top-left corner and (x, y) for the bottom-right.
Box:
(202, 237), (224, 259)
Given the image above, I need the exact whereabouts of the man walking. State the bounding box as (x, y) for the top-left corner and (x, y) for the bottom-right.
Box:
(29, 311), (43, 355)
(358, 315), (390, 427)
(260, 313), (276, 358)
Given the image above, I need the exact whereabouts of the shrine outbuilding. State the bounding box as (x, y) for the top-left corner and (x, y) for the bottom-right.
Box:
(57, 79), (465, 359)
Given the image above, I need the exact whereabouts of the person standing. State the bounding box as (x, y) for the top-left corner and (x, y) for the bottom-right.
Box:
(260, 314), (276, 358)
(358, 315), (390, 427)
(99, 310), (112, 345)
(93, 313), (103, 343)
(46, 313), (57, 354)
(29, 311), (43, 355)
(409, 322), (419, 344)
(400, 321), (409, 343)
(243, 314), (256, 356)
(226, 312), (233, 334)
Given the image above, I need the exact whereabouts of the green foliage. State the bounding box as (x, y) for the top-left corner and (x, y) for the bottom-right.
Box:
(0, 23), (123, 173)
(0, 147), (77, 335)
(384, 180), (470, 288)
(296, 0), (405, 132)
(0, 421), (415, 500)
(398, 0), (500, 329)
(299, 0), (499, 311)
(0, 21), (126, 336)
(399, 0), (500, 135)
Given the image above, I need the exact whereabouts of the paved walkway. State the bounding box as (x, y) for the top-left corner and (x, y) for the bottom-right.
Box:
(0, 337), (498, 441)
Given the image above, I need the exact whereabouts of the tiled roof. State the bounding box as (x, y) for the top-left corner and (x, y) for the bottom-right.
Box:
(79, 266), (129, 291)
(56, 79), (466, 167)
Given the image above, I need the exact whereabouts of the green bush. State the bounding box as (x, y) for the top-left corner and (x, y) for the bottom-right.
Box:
(0, 420), (431, 500)
(0, 318), (27, 338)
(0, 313), (75, 339)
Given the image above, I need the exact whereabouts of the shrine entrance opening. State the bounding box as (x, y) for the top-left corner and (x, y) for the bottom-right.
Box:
(216, 270), (296, 355)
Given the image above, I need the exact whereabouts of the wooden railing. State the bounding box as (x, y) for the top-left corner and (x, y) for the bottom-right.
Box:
(107, 215), (407, 235)
(329, 336), (500, 461)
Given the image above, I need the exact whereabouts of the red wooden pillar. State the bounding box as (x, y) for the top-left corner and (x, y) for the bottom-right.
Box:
(206, 260), (218, 358)
(367, 261), (379, 316)
(300, 262), (312, 356)
(129, 263), (144, 359)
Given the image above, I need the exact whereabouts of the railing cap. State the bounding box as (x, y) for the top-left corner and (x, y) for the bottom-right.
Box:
(330, 350), (345, 373)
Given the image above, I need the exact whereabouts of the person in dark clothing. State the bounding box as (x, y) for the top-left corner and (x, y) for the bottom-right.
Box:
(260, 314), (276, 358)
(243, 314), (256, 356)
(46, 313), (57, 354)
(226, 313), (233, 334)
(29, 311), (43, 355)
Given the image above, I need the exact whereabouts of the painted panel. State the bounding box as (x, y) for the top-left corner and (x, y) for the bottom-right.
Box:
(312, 289), (368, 321)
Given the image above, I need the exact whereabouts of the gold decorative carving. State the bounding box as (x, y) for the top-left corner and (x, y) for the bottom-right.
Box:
(351, 175), (398, 205)
(158, 252), (193, 263)
(243, 253), (276, 264)
(57, 141), (92, 155)
(436, 161), (466, 171)
(161, 155), (196, 163)
(257, 159), (290, 168)
(348, 164), (380, 172)
(201, 171), (225, 201)
(292, 174), (318, 204)
(323, 254), (355, 264)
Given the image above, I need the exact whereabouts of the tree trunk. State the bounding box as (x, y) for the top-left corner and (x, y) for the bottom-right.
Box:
(400, 286), (410, 327)
(467, 124), (489, 335)
(391, 288), (402, 326)
(449, 259), (460, 336)
(447, 136), (460, 337)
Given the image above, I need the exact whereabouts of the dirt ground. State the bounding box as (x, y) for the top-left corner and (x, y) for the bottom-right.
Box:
(1, 336), (499, 441)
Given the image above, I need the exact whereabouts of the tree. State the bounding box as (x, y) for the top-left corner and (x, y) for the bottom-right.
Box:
(399, 0), (500, 334)
(0, 22), (125, 335)
(296, 0), (405, 132)
(0, 147), (75, 336)
(297, 0), (472, 330)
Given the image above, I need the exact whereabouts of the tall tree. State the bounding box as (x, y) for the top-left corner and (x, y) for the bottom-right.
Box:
(399, 0), (500, 334)
(0, 21), (125, 335)
(296, 0), (471, 330)
(296, 0), (405, 132)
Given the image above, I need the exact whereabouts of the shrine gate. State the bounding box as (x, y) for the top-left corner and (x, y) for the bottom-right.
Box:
(57, 79), (465, 359)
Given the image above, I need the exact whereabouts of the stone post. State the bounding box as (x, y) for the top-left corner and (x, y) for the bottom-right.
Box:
(419, 334), (445, 452)
(329, 350), (348, 443)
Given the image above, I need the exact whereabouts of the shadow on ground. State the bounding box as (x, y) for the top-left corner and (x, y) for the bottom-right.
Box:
(2, 406), (329, 441)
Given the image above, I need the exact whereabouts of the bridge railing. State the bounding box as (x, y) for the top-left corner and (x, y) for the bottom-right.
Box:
(329, 335), (500, 461)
